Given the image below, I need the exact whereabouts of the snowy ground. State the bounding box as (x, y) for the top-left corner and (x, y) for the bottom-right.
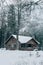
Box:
(0, 48), (43, 65)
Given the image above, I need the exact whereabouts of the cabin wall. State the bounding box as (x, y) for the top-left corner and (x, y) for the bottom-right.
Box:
(20, 39), (38, 51)
(6, 37), (17, 50)
(5, 38), (38, 51)
(27, 39), (38, 47)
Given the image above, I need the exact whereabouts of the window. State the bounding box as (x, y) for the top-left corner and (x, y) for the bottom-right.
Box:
(27, 44), (32, 47)
(21, 44), (32, 48)
(11, 44), (14, 48)
(14, 44), (16, 48)
(21, 44), (25, 48)
(11, 44), (16, 48)
(8, 45), (11, 46)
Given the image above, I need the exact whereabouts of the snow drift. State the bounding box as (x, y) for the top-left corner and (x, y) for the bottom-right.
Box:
(0, 49), (43, 65)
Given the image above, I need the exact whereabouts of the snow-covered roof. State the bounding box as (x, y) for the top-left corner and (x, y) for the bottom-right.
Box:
(19, 36), (32, 43)
(12, 34), (32, 43)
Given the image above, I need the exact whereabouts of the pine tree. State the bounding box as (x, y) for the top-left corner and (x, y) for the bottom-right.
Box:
(7, 4), (17, 35)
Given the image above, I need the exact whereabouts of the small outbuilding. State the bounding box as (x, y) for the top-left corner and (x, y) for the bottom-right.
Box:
(5, 34), (39, 50)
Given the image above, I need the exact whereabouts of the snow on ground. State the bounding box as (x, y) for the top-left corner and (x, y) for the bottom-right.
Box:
(0, 48), (43, 65)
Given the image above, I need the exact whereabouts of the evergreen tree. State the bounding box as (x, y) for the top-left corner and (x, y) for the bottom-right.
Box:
(0, 11), (7, 47)
(7, 4), (17, 35)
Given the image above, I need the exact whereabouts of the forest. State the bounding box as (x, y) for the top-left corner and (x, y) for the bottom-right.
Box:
(0, 0), (43, 50)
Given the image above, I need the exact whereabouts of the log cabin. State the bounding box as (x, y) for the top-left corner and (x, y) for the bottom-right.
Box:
(5, 34), (40, 50)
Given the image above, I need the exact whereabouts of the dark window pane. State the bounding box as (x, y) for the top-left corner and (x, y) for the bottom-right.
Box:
(27, 44), (32, 47)
(21, 44), (32, 48)
(14, 44), (16, 48)
(21, 44), (25, 48)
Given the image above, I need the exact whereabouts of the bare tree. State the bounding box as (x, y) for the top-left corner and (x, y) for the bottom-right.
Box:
(15, 0), (42, 49)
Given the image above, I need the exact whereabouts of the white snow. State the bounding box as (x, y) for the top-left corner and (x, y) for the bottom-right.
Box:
(19, 36), (32, 43)
(12, 34), (16, 38)
(12, 34), (32, 43)
(4, 0), (17, 5)
(0, 49), (43, 65)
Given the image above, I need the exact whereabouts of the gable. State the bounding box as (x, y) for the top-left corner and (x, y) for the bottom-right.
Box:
(5, 36), (17, 44)
(5, 34), (39, 45)
(27, 39), (38, 45)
